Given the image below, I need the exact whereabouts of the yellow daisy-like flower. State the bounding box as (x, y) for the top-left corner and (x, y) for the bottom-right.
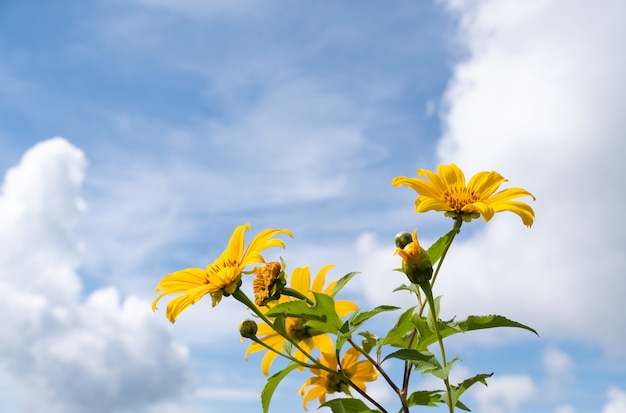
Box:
(392, 163), (536, 226)
(298, 347), (378, 410)
(152, 223), (292, 323)
(245, 264), (358, 376)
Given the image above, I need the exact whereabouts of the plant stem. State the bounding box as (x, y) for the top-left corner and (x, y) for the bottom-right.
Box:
(420, 281), (454, 413)
(347, 338), (408, 413)
(429, 218), (462, 288)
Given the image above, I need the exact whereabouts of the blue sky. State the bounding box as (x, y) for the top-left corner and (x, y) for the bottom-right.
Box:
(1, 1), (625, 413)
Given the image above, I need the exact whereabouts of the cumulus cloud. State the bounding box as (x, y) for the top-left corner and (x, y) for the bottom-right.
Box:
(428, 0), (626, 353)
(472, 374), (536, 413)
(0, 138), (189, 413)
(603, 388), (626, 413)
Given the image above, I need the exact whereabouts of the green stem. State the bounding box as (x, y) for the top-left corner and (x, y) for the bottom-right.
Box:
(232, 289), (337, 376)
(420, 281), (454, 413)
(348, 336), (410, 413)
(429, 218), (462, 288)
(282, 287), (315, 305)
(336, 342), (389, 413)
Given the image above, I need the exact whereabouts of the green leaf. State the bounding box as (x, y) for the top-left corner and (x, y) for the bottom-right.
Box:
(411, 313), (537, 350)
(411, 314), (449, 350)
(426, 228), (458, 264)
(337, 305), (399, 349)
(382, 306), (416, 347)
(261, 362), (300, 413)
(456, 315), (538, 336)
(406, 390), (445, 407)
(272, 314), (289, 338)
(265, 292), (342, 334)
(430, 356), (461, 380)
(357, 331), (379, 354)
(449, 372), (493, 409)
(393, 283), (420, 296)
(320, 398), (380, 413)
(328, 272), (359, 298)
(381, 349), (441, 374)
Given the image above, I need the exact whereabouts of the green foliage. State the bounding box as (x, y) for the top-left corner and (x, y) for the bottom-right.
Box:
(265, 292), (343, 334)
(358, 331), (379, 354)
(382, 349), (441, 373)
(426, 228), (459, 264)
(337, 305), (399, 349)
(321, 398), (382, 413)
(448, 373), (493, 410)
(328, 272), (359, 298)
(261, 362), (300, 413)
(382, 306), (417, 348)
(406, 390), (444, 408)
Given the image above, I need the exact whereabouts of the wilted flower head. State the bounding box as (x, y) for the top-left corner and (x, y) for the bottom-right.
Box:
(252, 261), (285, 306)
(245, 265), (358, 376)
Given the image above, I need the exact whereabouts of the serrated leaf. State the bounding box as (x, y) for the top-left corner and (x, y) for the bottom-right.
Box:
(448, 372), (493, 409)
(406, 390), (445, 407)
(381, 349), (441, 374)
(382, 306), (416, 347)
(412, 313), (536, 350)
(261, 362), (299, 413)
(337, 305), (399, 349)
(328, 272), (359, 298)
(426, 228), (458, 264)
(429, 356), (460, 380)
(456, 315), (538, 336)
(265, 292), (342, 334)
(358, 331), (379, 354)
(320, 398), (380, 413)
(272, 314), (288, 338)
(393, 283), (420, 296)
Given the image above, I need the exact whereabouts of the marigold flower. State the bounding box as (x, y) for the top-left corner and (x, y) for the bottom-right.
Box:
(394, 228), (433, 284)
(392, 163), (535, 226)
(252, 261), (285, 306)
(152, 223), (292, 322)
(245, 264), (358, 376)
(298, 347), (378, 410)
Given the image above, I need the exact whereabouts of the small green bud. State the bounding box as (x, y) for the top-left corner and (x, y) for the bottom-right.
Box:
(238, 319), (258, 338)
(394, 228), (433, 285)
(395, 231), (413, 249)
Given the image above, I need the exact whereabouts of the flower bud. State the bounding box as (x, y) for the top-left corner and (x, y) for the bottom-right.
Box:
(239, 319), (258, 338)
(394, 228), (433, 284)
(394, 231), (413, 249)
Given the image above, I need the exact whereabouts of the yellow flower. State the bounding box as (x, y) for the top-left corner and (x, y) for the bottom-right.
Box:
(298, 347), (378, 410)
(392, 163), (536, 226)
(394, 228), (433, 284)
(152, 223), (292, 322)
(245, 264), (358, 376)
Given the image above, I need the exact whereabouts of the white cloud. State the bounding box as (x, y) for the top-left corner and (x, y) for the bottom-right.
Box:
(473, 374), (536, 413)
(603, 388), (626, 413)
(430, 0), (626, 353)
(541, 347), (574, 399)
(0, 138), (190, 413)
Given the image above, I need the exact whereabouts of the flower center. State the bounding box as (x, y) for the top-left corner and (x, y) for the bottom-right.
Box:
(324, 372), (348, 393)
(442, 185), (479, 212)
(286, 318), (313, 342)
